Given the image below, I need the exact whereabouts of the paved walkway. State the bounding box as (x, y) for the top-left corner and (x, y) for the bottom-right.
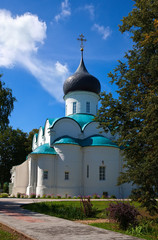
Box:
(0, 198), (143, 240)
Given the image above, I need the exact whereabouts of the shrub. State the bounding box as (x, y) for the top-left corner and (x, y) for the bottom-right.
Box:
(103, 192), (108, 198)
(80, 196), (95, 217)
(46, 194), (51, 198)
(57, 194), (61, 199)
(42, 194), (46, 198)
(106, 202), (140, 230)
(92, 194), (100, 199)
(17, 192), (21, 198)
(30, 193), (36, 198)
(101, 195), (106, 199)
(110, 195), (117, 199)
(0, 193), (9, 198)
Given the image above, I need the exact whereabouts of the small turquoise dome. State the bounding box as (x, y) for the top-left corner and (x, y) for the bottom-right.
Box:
(31, 144), (57, 155)
(53, 135), (118, 148)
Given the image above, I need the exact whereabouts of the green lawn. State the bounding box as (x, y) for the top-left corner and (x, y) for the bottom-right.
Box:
(0, 229), (17, 240)
(23, 200), (158, 240)
(23, 200), (111, 219)
(90, 222), (158, 240)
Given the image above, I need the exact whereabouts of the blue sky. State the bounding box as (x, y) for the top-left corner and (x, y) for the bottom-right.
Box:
(0, 0), (134, 133)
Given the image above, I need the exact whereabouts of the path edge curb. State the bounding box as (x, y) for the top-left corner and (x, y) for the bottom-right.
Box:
(0, 221), (36, 240)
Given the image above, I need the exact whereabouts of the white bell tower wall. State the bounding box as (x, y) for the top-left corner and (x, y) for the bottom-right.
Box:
(64, 91), (99, 116)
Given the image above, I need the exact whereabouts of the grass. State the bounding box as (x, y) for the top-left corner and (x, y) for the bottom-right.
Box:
(0, 228), (17, 240)
(23, 200), (110, 220)
(90, 222), (158, 240)
(0, 223), (31, 240)
(23, 200), (158, 240)
(0, 230), (16, 240)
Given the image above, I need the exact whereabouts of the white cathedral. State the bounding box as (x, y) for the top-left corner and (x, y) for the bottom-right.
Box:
(10, 44), (133, 198)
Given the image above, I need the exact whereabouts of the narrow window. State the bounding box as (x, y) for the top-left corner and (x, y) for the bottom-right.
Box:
(99, 166), (105, 180)
(86, 102), (90, 113)
(87, 165), (89, 178)
(65, 171), (69, 180)
(73, 102), (76, 114)
(43, 170), (48, 180)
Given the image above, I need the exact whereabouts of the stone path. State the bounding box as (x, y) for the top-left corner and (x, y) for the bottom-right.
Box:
(0, 198), (143, 240)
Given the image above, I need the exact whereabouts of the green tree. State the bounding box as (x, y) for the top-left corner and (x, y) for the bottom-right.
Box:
(25, 128), (39, 154)
(0, 75), (16, 131)
(95, 0), (158, 214)
(0, 127), (28, 187)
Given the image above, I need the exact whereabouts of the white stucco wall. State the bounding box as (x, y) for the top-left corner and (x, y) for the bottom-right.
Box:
(64, 91), (99, 116)
(11, 160), (29, 196)
(83, 122), (113, 139)
(83, 146), (125, 198)
(36, 154), (57, 196)
(32, 134), (38, 151)
(37, 127), (44, 146)
(44, 120), (51, 144)
(50, 118), (81, 143)
(26, 156), (38, 195)
(54, 144), (83, 196)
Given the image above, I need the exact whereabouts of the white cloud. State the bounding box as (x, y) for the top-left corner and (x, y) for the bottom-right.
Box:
(77, 4), (95, 20)
(92, 23), (111, 40)
(0, 9), (70, 102)
(84, 4), (95, 19)
(24, 58), (69, 102)
(0, 9), (46, 67)
(54, 0), (71, 22)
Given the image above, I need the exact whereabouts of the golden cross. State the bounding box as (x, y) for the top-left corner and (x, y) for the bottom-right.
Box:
(77, 34), (87, 51)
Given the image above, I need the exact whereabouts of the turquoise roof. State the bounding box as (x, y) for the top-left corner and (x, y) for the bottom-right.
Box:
(48, 114), (95, 131)
(31, 143), (57, 155)
(47, 118), (59, 127)
(53, 135), (118, 148)
(82, 135), (118, 147)
(68, 114), (94, 129)
(53, 136), (80, 145)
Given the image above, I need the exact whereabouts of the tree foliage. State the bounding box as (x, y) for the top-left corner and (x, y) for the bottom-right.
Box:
(0, 127), (28, 186)
(0, 127), (38, 187)
(25, 128), (39, 153)
(0, 75), (16, 131)
(95, 0), (158, 214)
(0, 74), (38, 188)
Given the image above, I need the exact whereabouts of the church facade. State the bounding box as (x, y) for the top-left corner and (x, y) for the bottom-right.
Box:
(10, 50), (132, 198)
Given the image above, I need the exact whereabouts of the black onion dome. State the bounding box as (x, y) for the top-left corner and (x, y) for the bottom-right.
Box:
(63, 56), (101, 95)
